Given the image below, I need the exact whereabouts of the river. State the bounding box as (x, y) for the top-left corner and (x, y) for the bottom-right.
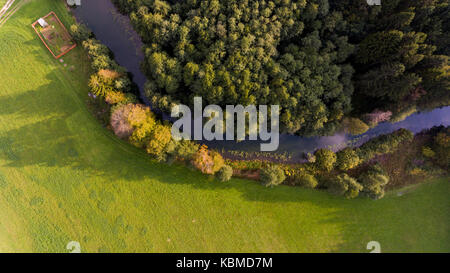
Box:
(72, 0), (450, 161)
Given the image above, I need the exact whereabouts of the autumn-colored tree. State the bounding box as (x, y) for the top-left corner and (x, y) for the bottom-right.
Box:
(191, 145), (225, 175)
(363, 110), (392, 127)
(127, 104), (151, 127)
(105, 91), (128, 104)
(146, 124), (172, 159)
(110, 104), (135, 139)
(129, 118), (156, 148)
(88, 74), (114, 97)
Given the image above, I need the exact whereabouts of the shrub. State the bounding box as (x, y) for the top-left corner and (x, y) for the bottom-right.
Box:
(435, 132), (450, 148)
(89, 73), (115, 97)
(327, 174), (362, 199)
(306, 152), (316, 163)
(164, 152), (177, 165)
(110, 104), (134, 139)
(105, 91), (127, 105)
(70, 23), (92, 41)
(356, 128), (414, 162)
(421, 146), (435, 159)
(343, 176), (363, 199)
(344, 118), (369, 135)
(116, 104), (156, 148)
(260, 165), (286, 187)
(215, 165), (233, 182)
(314, 149), (337, 172)
(409, 167), (427, 177)
(106, 92), (136, 105)
(92, 54), (115, 71)
(114, 77), (132, 92)
(293, 173), (318, 189)
(127, 104), (153, 127)
(129, 121), (155, 148)
(192, 145), (224, 174)
(358, 165), (390, 200)
(363, 110), (392, 127)
(210, 150), (225, 174)
(98, 69), (121, 80)
(227, 159), (265, 171)
(105, 91), (126, 104)
(336, 148), (361, 171)
(433, 131), (450, 168)
(390, 106), (417, 123)
(146, 124), (172, 160)
(82, 39), (110, 58)
(174, 140), (199, 161)
(82, 39), (119, 71)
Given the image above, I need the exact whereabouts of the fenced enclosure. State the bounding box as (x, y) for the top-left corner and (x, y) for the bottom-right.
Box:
(32, 11), (76, 59)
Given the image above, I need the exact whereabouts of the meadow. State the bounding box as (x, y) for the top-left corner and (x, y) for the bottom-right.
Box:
(0, 0), (448, 253)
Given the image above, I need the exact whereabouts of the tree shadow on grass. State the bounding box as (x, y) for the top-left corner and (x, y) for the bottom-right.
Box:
(0, 104), (376, 252)
(0, 71), (366, 209)
(0, 77), (339, 205)
(0, 44), (343, 206)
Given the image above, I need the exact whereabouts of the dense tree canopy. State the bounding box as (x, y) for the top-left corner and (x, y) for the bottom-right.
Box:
(113, 0), (449, 135)
(333, 0), (449, 115)
(114, 0), (356, 134)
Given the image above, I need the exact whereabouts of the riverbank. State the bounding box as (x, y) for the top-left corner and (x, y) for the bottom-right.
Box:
(71, 0), (450, 162)
(70, 0), (449, 199)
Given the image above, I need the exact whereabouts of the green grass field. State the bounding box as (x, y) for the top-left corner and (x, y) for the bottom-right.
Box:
(0, 0), (448, 253)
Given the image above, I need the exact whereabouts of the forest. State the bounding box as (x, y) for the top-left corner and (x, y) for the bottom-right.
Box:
(111, 0), (449, 136)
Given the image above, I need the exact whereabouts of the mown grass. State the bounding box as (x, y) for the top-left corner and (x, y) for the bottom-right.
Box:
(0, 0), (448, 253)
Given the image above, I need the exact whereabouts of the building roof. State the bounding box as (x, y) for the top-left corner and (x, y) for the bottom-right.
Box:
(37, 18), (48, 27)
(67, 0), (81, 6)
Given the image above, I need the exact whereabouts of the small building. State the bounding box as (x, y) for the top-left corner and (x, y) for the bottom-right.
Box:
(37, 18), (48, 28)
(67, 0), (81, 6)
